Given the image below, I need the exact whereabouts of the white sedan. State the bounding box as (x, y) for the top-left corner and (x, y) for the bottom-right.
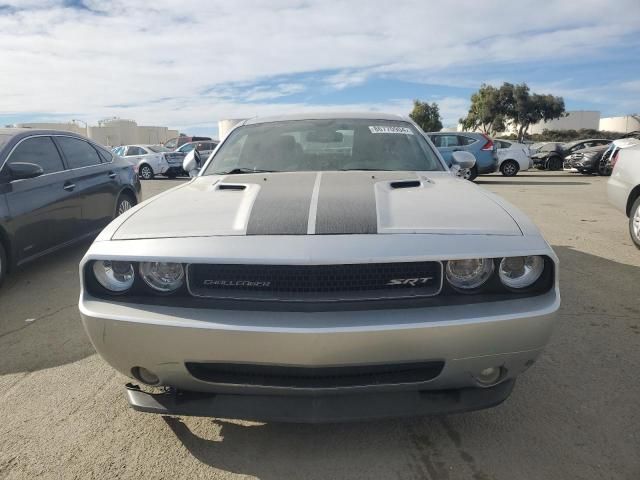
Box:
(495, 139), (531, 176)
(112, 145), (183, 180)
(608, 143), (640, 248)
(80, 113), (559, 422)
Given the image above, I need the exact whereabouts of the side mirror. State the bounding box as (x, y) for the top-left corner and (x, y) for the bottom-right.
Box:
(451, 151), (476, 170)
(182, 150), (201, 177)
(8, 162), (44, 180)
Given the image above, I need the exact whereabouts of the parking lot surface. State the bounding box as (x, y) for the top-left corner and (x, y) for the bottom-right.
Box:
(1, 172), (638, 480)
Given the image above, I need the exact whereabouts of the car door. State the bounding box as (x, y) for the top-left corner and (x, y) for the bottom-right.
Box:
(1, 135), (81, 264)
(122, 145), (144, 166)
(196, 142), (215, 160)
(54, 136), (120, 232)
(430, 135), (461, 165)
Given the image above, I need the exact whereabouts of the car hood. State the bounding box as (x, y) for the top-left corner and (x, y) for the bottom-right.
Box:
(612, 137), (640, 149)
(112, 171), (522, 239)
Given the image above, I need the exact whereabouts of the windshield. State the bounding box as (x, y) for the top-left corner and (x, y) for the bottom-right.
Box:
(164, 138), (178, 149)
(147, 145), (169, 153)
(202, 119), (443, 175)
(178, 143), (195, 153)
(540, 142), (562, 152)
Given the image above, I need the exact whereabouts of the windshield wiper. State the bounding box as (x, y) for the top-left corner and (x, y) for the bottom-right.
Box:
(215, 168), (280, 175)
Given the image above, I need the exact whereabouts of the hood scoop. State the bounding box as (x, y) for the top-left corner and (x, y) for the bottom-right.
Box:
(390, 180), (421, 189)
(217, 183), (246, 191)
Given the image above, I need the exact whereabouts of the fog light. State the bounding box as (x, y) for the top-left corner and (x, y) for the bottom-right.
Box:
(474, 366), (502, 386)
(132, 366), (160, 385)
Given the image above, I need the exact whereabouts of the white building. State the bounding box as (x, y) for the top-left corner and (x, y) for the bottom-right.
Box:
(599, 115), (640, 133)
(12, 118), (179, 147)
(527, 110), (600, 134)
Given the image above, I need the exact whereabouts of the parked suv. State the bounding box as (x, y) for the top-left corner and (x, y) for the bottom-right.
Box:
(0, 129), (140, 286)
(427, 132), (498, 180)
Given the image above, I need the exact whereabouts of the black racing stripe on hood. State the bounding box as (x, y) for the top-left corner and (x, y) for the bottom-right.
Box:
(237, 172), (316, 235)
(315, 171), (419, 234)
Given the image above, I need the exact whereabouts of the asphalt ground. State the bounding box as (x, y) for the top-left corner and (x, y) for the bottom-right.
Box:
(0, 171), (638, 480)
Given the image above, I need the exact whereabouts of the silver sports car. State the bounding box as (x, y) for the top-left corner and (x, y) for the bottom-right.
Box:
(79, 113), (560, 422)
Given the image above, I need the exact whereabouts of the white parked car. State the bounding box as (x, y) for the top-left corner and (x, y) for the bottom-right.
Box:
(80, 113), (560, 422)
(600, 137), (640, 176)
(608, 143), (640, 248)
(175, 140), (219, 159)
(495, 139), (531, 176)
(112, 145), (184, 180)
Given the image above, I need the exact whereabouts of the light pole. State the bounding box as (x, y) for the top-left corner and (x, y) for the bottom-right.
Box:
(72, 119), (90, 139)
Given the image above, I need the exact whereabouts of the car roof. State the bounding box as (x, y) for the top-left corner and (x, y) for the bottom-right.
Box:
(564, 138), (610, 147)
(243, 112), (406, 125)
(0, 128), (88, 138)
(427, 131), (484, 137)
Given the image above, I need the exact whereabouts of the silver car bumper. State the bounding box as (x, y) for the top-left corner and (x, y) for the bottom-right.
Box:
(80, 286), (558, 417)
(124, 379), (516, 423)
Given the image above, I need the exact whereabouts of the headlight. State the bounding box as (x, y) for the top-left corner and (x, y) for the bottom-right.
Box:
(498, 256), (544, 289)
(445, 258), (494, 290)
(93, 260), (135, 292)
(139, 262), (184, 292)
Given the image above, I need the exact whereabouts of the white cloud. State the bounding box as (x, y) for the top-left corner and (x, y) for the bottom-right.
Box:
(1, 0), (639, 129)
(324, 70), (371, 90)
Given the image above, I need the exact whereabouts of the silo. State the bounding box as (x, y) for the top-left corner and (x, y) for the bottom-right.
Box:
(218, 119), (247, 140)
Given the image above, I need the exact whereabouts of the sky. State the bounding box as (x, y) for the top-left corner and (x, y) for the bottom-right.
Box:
(1, 0), (640, 138)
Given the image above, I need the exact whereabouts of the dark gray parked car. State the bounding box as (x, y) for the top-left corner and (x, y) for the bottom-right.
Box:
(567, 144), (609, 174)
(0, 129), (141, 286)
(531, 139), (611, 170)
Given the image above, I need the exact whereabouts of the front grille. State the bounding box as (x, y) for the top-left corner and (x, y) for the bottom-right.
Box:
(187, 262), (443, 302)
(185, 361), (445, 389)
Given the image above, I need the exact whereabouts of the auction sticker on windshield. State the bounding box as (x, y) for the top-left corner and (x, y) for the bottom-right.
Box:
(368, 126), (414, 134)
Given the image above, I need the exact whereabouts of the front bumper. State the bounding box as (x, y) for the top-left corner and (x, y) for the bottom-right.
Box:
(532, 156), (547, 167)
(125, 379), (515, 423)
(80, 287), (558, 418)
(477, 157), (499, 174)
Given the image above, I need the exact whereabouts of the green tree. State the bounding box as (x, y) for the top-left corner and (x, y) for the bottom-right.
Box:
(409, 100), (443, 132)
(502, 83), (565, 141)
(459, 84), (505, 135)
(461, 82), (565, 140)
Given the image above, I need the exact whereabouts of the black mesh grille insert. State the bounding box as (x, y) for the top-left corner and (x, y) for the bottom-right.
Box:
(185, 361), (445, 388)
(187, 262), (442, 301)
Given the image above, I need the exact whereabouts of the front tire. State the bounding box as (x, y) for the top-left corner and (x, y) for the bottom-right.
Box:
(458, 165), (478, 181)
(139, 164), (154, 180)
(115, 193), (136, 218)
(500, 160), (519, 177)
(547, 156), (563, 171)
(629, 197), (640, 249)
(0, 242), (6, 287)
(597, 159), (609, 176)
